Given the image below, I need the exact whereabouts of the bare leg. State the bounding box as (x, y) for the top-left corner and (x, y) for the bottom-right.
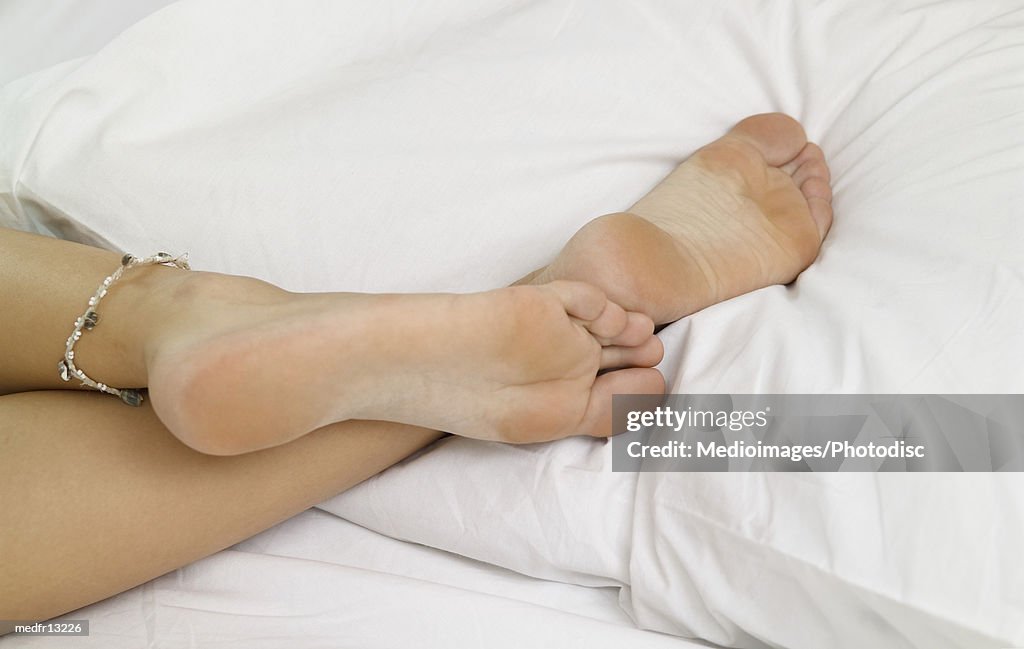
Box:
(0, 228), (663, 454)
(0, 389), (445, 626)
(0, 226), (660, 627)
(0, 228), (188, 394)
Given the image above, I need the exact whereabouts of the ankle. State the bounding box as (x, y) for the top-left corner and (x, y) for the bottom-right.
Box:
(137, 271), (291, 382)
(64, 263), (199, 390)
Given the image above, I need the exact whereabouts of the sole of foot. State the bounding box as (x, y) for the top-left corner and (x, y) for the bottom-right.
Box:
(524, 113), (833, 325)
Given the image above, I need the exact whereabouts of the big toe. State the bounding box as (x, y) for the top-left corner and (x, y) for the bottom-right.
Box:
(727, 113), (808, 166)
(580, 368), (666, 438)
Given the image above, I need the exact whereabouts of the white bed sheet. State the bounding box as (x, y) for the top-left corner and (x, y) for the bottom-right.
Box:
(0, 0), (178, 88)
(1, 1), (1022, 648)
(3, 509), (699, 649)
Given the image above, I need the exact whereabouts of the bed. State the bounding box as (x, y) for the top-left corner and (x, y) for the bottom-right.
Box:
(1, 1), (1022, 647)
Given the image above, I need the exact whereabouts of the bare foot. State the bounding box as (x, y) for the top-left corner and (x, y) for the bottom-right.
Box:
(522, 113), (834, 324)
(144, 274), (665, 455)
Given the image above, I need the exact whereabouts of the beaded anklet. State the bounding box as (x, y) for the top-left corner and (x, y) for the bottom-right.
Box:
(58, 251), (191, 406)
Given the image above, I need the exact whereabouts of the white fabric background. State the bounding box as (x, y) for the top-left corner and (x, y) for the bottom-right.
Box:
(0, 0), (179, 88)
(1, 1), (1022, 648)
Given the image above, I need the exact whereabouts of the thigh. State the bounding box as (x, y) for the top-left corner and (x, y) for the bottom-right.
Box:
(0, 390), (443, 627)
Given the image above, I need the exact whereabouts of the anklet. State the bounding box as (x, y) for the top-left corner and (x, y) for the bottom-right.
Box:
(58, 251), (191, 406)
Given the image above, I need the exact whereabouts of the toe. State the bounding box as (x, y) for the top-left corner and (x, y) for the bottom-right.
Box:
(807, 196), (834, 240)
(582, 298), (630, 340)
(728, 113), (808, 166)
(595, 311), (655, 347)
(784, 141), (834, 241)
(781, 142), (826, 175)
(800, 176), (833, 204)
(578, 368), (666, 438)
(600, 336), (664, 370)
(549, 280), (653, 341)
(547, 280), (609, 323)
(793, 158), (831, 189)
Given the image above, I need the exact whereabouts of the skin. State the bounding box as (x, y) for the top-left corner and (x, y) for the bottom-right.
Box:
(0, 113), (832, 630)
